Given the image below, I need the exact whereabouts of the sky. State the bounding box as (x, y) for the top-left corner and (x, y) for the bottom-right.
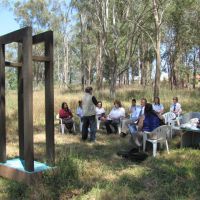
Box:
(0, 7), (19, 36)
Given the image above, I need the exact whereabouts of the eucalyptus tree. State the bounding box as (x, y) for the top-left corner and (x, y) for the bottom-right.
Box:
(90, 0), (151, 98)
(164, 0), (200, 89)
(5, 0), (72, 86)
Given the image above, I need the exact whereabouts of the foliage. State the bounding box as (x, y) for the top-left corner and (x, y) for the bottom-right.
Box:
(5, 68), (17, 90)
(2, 0), (200, 93)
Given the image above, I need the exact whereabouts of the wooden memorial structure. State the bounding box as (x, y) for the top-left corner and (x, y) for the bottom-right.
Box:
(0, 27), (54, 184)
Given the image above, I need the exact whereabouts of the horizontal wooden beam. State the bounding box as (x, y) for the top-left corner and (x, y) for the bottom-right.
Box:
(5, 61), (22, 67)
(32, 31), (53, 44)
(32, 56), (50, 62)
(5, 56), (50, 67)
(0, 27), (31, 44)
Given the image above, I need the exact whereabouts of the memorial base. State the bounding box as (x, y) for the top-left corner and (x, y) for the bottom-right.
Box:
(0, 158), (52, 184)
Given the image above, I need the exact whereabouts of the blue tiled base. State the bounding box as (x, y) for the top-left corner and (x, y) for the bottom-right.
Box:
(0, 158), (54, 184)
(0, 158), (52, 173)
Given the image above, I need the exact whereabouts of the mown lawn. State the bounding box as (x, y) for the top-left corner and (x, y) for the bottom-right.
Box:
(1, 85), (200, 199)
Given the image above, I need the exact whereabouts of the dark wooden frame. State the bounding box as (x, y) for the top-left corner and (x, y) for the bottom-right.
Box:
(0, 27), (54, 172)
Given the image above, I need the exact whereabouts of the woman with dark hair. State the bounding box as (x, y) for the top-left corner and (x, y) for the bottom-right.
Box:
(76, 100), (83, 119)
(59, 102), (74, 133)
(134, 103), (160, 146)
(152, 97), (164, 114)
(104, 100), (125, 134)
(96, 101), (106, 119)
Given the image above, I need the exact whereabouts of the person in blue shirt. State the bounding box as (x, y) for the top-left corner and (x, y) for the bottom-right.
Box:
(134, 103), (160, 146)
(170, 97), (182, 116)
(121, 98), (147, 137)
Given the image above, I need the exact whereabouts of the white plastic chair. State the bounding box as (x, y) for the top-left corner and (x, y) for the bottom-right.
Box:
(143, 125), (171, 157)
(117, 120), (122, 134)
(56, 114), (76, 134)
(162, 112), (178, 138)
(96, 116), (102, 130)
(79, 118), (83, 132)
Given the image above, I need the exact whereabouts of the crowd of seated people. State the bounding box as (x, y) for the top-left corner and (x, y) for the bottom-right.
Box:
(58, 95), (182, 146)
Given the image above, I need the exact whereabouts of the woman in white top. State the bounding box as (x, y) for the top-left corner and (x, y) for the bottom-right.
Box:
(104, 100), (125, 134)
(170, 97), (182, 116)
(76, 100), (83, 120)
(96, 101), (106, 119)
(152, 97), (164, 114)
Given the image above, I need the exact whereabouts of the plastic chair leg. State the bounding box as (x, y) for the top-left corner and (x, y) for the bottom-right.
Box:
(97, 120), (100, 130)
(152, 142), (157, 157)
(73, 124), (76, 132)
(61, 124), (65, 134)
(143, 134), (147, 152)
(117, 125), (121, 134)
(80, 122), (82, 132)
(165, 140), (169, 154)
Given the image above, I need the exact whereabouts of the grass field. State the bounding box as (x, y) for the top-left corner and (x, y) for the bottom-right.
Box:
(1, 85), (200, 200)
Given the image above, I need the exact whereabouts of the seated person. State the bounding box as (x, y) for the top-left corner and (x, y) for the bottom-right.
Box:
(103, 100), (125, 134)
(122, 98), (147, 137)
(96, 101), (106, 119)
(76, 100), (83, 121)
(121, 98), (141, 136)
(170, 97), (182, 116)
(59, 102), (74, 133)
(152, 96), (164, 115)
(134, 103), (160, 146)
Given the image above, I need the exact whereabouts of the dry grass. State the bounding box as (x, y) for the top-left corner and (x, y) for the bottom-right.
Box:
(1, 85), (200, 200)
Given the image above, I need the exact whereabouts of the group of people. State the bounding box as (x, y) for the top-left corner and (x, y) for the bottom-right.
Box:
(58, 86), (182, 145)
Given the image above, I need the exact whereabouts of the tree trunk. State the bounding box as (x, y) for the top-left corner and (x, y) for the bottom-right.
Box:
(80, 13), (85, 91)
(63, 36), (69, 85)
(153, 0), (161, 97)
(96, 33), (103, 90)
(192, 51), (196, 89)
(126, 69), (129, 85)
(109, 53), (117, 99)
(57, 47), (60, 85)
(154, 38), (161, 97)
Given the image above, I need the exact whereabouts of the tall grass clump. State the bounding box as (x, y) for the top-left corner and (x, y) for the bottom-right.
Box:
(34, 151), (81, 199)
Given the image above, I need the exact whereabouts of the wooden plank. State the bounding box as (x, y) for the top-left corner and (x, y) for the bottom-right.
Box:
(0, 44), (6, 162)
(22, 27), (34, 172)
(5, 61), (22, 67)
(45, 32), (55, 165)
(32, 31), (53, 44)
(0, 164), (44, 185)
(0, 27), (30, 44)
(32, 56), (50, 62)
(5, 56), (50, 66)
(18, 44), (24, 160)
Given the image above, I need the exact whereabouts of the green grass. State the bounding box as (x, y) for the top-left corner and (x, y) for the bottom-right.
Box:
(1, 84), (200, 200)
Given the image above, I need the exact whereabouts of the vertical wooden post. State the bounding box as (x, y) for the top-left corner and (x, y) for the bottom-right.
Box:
(23, 27), (34, 171)
(45, 32), (55, 164)
(0, 44), (6, 162)
(18, 43), (24, 160)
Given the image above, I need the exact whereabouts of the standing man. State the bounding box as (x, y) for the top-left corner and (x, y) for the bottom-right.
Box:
(82, 86), (98, 142)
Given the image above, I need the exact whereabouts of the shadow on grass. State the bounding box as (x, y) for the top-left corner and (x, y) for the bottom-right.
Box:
(2, 133), (200, 200)
(96, 149), (200, 200)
